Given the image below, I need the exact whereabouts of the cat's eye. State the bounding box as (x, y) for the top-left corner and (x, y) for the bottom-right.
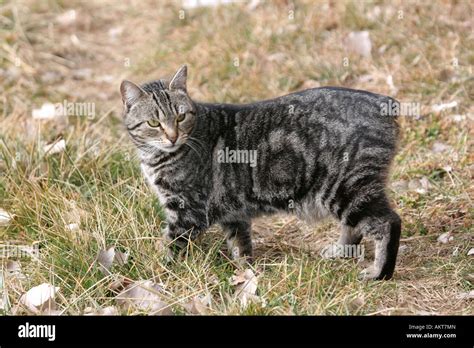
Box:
(147, 119), (161, 128)
(177, 113), (186, 122)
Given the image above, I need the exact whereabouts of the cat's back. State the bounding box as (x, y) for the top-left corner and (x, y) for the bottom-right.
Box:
(295, 85), (393, 101)
(235, 86), (399, 144)
(239, 86), (399, 122)
(260, 86), (398, 120)
(301, 86), (398, 131)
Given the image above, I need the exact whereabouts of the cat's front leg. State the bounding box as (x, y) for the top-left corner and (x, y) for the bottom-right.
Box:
(162, 197), (208, 254)
(221, 220), (253, 266)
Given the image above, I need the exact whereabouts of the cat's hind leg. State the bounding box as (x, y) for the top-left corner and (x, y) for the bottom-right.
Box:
(221, 220), (253, 266)
(346, 195), (401, 280)
(320, 224), (363, 259)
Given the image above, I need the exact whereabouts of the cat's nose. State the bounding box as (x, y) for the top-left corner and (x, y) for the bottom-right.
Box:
(166, 132), (178, 144)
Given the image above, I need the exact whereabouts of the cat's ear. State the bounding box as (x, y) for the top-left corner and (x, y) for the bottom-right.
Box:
(120, 80), (146, 107)
(169, 65), (187, 91)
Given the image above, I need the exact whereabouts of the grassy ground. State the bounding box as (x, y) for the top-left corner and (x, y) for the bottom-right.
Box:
(0, 0), (472, 315)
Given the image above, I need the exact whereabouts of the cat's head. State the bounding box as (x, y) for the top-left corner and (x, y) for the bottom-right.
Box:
(120, 65), (196, 153)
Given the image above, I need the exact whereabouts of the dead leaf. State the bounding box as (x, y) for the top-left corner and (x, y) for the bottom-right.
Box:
(366, 6), (382, 21)
(386, 75), (398, 95)
(108, 274), (133, 292)
(43, 139), (66, 156)
(84, 305), (119, 315)
(64, 200), (86, 225)
(56, 9), (77, 26)
(97, 247), (115, 274)
(154, 238), (174, 263)
(301, 79), (321, 89)
(40, 71), (63, 84)
(443, 165), (453, 173)
(32, 103), (57, 120)
(116, 280), (172, 315)
(408, 177), (430, 194)
(414, 310), (439, 315)
(70, 34), (81, 47)
(43, 308), (62, 315)
(437, 232), (454, 244)
(230, 269), (259, 307)
(432, 101), (458, 113)
(207, 273), (220, 286)
(72, 68), (92, 80)
(65, 223), (80, 232)
(6, 260), (21, 273)
(108, 26), (124, 40)
(97, 247), (129, 274)
(0, 208), (14, 226)
(346, 31), (372, 57)
(451, 114), (466, 122)
(182, 0), (238, 10)
(183, 294), (211, 315)
(347, 295), (365, 311)
(64, 201), (88, 243)
(20, 283), (59, 314)
(456, 290), (474, 300)
(267, 52), (286, 63)
(398, 245), (409, 255)
(391, 180), (408, 193)
(437, 68), (456, 82)
(419, 177), (431, 191)
(432, 141), (452, 153)
(114, 251), (129, 266)
(5, 260), (26, 281)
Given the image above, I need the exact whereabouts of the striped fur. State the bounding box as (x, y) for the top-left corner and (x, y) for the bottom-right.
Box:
(120, 66), (402, 280)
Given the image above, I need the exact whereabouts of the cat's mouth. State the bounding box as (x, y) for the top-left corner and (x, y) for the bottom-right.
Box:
(159, 142), (183, 153)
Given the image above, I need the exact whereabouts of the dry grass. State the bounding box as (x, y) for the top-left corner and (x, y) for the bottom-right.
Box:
(0, 0), (472, 315)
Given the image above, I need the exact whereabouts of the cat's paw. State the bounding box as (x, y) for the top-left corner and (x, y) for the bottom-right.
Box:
(226, 235), (253, 268)
(359, 266), (383, 281)
(228, 245), (253, 268)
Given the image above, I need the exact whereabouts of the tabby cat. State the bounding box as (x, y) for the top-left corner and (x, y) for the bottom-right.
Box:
(120, 65), (401, 280)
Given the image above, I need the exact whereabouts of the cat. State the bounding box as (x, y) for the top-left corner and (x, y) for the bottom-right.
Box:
(120, 65), (401, 280)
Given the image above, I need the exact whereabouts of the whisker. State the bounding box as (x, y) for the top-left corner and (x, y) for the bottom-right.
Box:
(189, 136), (206, 150)
(188, 138), (207, 157)
(185, 141), (204, 165)
(187, 137), (207, 155)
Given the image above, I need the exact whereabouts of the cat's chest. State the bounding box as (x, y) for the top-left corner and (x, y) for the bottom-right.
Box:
(140, 163), (168, 205)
